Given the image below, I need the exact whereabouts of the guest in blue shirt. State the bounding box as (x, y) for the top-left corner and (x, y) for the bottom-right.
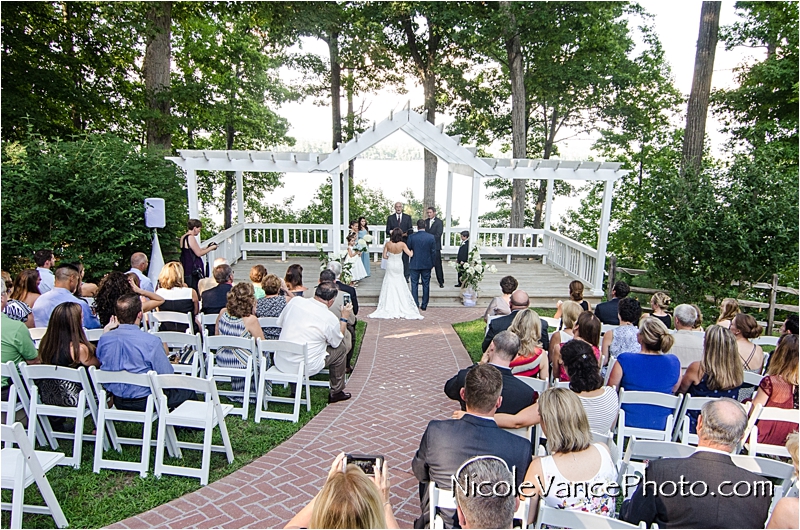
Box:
(32, 264), (101, 329)
(96, 293), (195, 411)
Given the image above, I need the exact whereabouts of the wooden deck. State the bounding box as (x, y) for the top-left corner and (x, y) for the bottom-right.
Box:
(231, 255), (601, 308)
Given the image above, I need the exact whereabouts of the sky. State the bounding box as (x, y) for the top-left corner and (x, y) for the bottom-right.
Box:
(255, 2), (759, 225)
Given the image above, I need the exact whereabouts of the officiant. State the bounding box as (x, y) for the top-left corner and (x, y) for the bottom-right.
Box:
(386, 202), (413, 281)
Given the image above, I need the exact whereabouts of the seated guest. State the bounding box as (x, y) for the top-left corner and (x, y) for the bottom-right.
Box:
(621, 398), (771, 529)
(482, 290), (549, 352)
(670, 304), (704, 375)
(414, 364), (532, 528)
(483, 275), (517, 322)
(155, 262), (198, 332)
(5, 269), (41, 328)
(286, 452), (398, 529)
(320, 269), (356, 374)
(548, 300), (580, 357)
(649, 292), (672, 329)
(750, 334), (798, 446)
(690, 303), (704, 330)
(766, 432), (798, 529)
(520, 388), (618, 519)
(716, 297), (740, 329)
(678, 325), (743, 433)
(126, 252), (154, 292)
(32, 264), (101, 329)
(255, 274), (286, 340)
(198, 257), (228, 296)
(215, 283), (265, 401)
(37, 302), (100, 410)
(94, 272), (163, 327)
(328, 261), (358, 316)
(781, 314), (798, 337)
(607, 317), (680, 430)
(508, 309), (548, 380)
(601, 297), (642, 367)
(552, 311), (602, 381)
(446, 330), (537, 414)
(34, 249), (55, 294)
(730, 313), (764, 373)
(69, 261), (98, 298)
(593, 281), (629, 325)
(277, 282), (352, 403)
(250, 264), (267, 299)
(97, 294), (195, 411)
(284, 264), (308, 298)
(201, 264), (234, 317)
(1, 286), (39, 399)
(553, 280), (591, 325)
(454, 456), (518, 529)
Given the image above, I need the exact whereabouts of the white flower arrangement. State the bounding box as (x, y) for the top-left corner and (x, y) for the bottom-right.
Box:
(316, 243), (354, 283)
(454, 245), (497, 292)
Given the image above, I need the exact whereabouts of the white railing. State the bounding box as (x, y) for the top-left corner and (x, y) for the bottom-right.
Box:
(543, 230), (598, 290)
(205, 224), (246, 267)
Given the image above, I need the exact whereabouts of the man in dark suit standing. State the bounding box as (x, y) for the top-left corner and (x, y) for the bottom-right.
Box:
(386, 202), (413, 281)
(455, 231), (469, 287)
(482, 290), (549, 352)
(621, 398), (772, 529)
(407, 220), (436, 310)
(594, 280), (630, 325)
(426, 206), (445, 288)
(445, 330), (537, 414)
(412, 364), (532, 529)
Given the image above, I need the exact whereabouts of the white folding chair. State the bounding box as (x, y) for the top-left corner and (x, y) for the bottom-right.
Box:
(21, 363), (112, 468)
(730, 454), (796, 512)
(148, 311), (195, 334)
(616, 390), (683, 448)
(516, 376), (547, 447)
(552, 380), (571, 389)
(541, 316), (560, 332)
(430, 482), (531, 530)
(592, 430), (620, 470)
(2, 384), (19, 443)
(257, 316), (280, 329)
(28, 328), (48, 342)
(533, 498), (645, 529)
(603, 355), (617, 386)
(84, 328), (104, 342)
(746, 404), (799, 458)
(150, 373), (234, 486)
(89, 367), (172, 477)
(517, 375), (549, 394)
(620, 437), (697, 482)
(196, 312), (220, 337)
(600, 324), (618, 336)
(743, 371), (765, 387)
(753, 335), (779, 347)
(673, 395), (716, 444)
(1, 362), (47, 447)
(761, 351), (770, 375)
(254, 339), (310, 423)
(153, 331), (205, 378)
(205, 335), (257, 419)
(485, 314), (500, 337)
(1, 423), (68, 529)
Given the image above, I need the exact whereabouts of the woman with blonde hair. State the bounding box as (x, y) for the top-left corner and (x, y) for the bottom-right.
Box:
(521, 388), (617, 518)
(508, 309), (548, 380)
(750, 334), (798, 447)
(548, 301), (581, 374)
(155, 261), (199, 332)
(716, 298), (740, 329)
(607, 317), (680, 430)
(650, 292), (672, 329)
(286, 453), (398, 529)
(729, 313), (764, 373)
(678, 325), (743, 432)
(766, 432), (798, 529)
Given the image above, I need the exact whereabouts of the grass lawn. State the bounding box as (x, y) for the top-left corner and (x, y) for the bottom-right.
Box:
(2, 320), (367, 529)
(452, 307), (556, 363)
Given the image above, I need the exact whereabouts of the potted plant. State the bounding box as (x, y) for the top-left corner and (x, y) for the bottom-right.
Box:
(450, 245), (497, 306)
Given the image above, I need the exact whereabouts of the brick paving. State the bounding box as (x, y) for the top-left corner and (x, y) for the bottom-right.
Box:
(108, 306), (484, 529)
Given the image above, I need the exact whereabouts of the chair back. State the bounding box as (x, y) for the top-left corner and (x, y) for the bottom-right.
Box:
(600, 324), (618, 336)
(430, 482), (530, 530)
(623, 437), (696, 464)
(604, 355), (617, 386)
(89, 368), (154, 396)
(617, 390), (684, 447)
(747, 404), (799, 458)
(257, 338), (309, 369)
(753, 335), (779, 347)
(29, 327), (48, 341)
(534, 498), (644, 529)
(258, 316), (280, 328)
(516, 375), (548, 394)
(673, 395), (716, 444)
(742, 371), (764, 387)
(84, 328), (104, 342)
(149, 311), (194, 333)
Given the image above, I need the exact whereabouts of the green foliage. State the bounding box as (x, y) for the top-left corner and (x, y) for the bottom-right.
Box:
(1, 134), (186, 280)
(399, 189), (456, 225)
(295, 177), (394, 227)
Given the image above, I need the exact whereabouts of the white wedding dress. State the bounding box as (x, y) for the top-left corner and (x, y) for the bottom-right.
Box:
(369, 251), (423, 320)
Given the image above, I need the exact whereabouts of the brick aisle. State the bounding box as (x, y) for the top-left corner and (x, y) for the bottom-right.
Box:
(108, 306), (483, 529)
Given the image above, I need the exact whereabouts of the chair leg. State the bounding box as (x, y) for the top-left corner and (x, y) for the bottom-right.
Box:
(154, 407), (168, 478)
(200, 419), (213, 486)
(10, 458), (25, 529)
(241, 365), (251, 419)
(32, 464), (68, 528)
(304, 377), (311, 413)
(292, 378), (302, 423)
(93, 409), (106, 474)
(140, 401), (155, 478)
(217, 411), (234, 464)
(254, 367), (266, 424)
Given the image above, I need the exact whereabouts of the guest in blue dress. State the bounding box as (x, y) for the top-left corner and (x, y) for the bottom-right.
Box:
(678, 325), (743, 432)
(357, 217), (371, 278)
(607, 317), (681, 430)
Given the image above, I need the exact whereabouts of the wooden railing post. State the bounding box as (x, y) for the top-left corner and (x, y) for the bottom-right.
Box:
(607, 255), (617, 300)
(768, 273), (778, 336)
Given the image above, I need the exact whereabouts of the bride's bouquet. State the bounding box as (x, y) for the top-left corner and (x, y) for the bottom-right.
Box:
(354, 233), (372, 253)
(315, 242), (353, 283)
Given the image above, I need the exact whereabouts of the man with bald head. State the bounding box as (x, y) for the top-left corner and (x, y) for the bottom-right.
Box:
(127, 252), (154, 292)
(385, 202), (413, 281)
(481, 290), (548, 352)
(622, 398), (772, 529)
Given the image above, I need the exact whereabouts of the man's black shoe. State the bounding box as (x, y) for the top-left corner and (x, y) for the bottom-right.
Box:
(439, 283), (444, 288)
(328, 391), (352, 403)
(420, 306), (427, 311)
(454, 284), (461, 287)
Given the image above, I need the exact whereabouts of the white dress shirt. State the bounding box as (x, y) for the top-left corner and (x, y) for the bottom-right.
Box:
(276, 296), (343, 376)
(37, 267), (54, 294)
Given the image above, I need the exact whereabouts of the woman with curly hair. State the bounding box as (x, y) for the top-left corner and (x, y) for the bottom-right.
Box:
(94, 272), (164, 327)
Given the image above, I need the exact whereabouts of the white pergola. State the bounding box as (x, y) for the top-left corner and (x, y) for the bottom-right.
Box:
(167, 108), (629, 294)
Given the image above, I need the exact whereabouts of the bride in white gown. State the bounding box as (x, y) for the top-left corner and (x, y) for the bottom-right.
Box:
(369, 228), (423, 320)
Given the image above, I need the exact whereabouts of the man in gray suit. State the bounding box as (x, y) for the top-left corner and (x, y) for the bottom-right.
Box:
(412, 364), (532, 528)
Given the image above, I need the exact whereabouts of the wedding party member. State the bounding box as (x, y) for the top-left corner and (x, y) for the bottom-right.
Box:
(425, 207), (444, 288)
(385, 202), (413, 281)
(179, 219), (218, 292)
(455, 231), (469, 287)
(407, 220), (437, 311)
(357, 217), (371, 278)
(345, 233), (368, 283)
(368, 229), (421, 320)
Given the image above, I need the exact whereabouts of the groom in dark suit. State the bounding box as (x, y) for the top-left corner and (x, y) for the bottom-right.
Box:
(407, 220), (436, 310)
(425, 207), (445, 288)
(386, 202), (413, 281)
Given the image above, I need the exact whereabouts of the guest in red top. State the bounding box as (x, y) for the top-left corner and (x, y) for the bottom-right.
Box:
(556, 311), (601, 382)
(508, 309), (548, 380)
(750, 334), (798, 446)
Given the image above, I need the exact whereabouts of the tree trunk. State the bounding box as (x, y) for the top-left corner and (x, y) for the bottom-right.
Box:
(532, 109), (559, 231)
(144, 1), (172, 151)
(680, 1), (720, 177)
(423, 71), (437, 210)
(346, 73), (355, 208)
(223, 124), (235, 229)
(328, 33), (345, 224)
(501, 1), (527, 244)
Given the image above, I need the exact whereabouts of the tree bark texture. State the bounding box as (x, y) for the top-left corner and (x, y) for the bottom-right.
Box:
(346, 75), (355, 210)
(224, 123), (235, 229)
(327, 33), (345, 224)
(681, 1), (720, 177)
(532, 108), (559, 232)
(144, 1), (172, 151)
(423, 72), (437, 211)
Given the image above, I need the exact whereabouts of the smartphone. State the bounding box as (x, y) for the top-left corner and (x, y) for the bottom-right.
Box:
(344, 454), (384, 476)
(342, 293), (351, 306)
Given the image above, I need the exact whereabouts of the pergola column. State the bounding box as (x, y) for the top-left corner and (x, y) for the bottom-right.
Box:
(593, 178), (615, 296)
(236, 170), (245, 225)
(445, 170), (453, 248)
(469, 173), (480, 252)
(331, 170), (341, 252)
(342, 166), (350, 230)
(186, 168), (199, 219)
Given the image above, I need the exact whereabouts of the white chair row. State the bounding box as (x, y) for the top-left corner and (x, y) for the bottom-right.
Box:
(430, 481), (531, 529)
